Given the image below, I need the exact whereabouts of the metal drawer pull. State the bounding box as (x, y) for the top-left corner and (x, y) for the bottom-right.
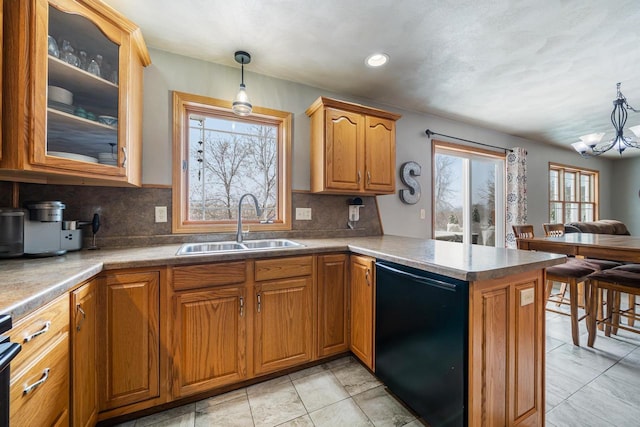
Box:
(77, 305), (86, 332)
(23, 368), (50, 395)
(367, 170), (371, 185)
(24, 321), (51, 342)
(239, 297), (244, 317)
(365, 268), (371, 286)
(357, 171), (361, 184)
(257, 294), (261, 313)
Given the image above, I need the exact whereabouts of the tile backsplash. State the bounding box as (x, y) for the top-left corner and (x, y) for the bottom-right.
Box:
(1, 182), (382, 248)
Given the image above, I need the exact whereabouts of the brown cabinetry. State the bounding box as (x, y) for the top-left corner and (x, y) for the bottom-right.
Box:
(71, 278), (98, 427)
(317, 253), (349, 357)
(468, 270), (545, 427)
(9, 294), (70, 426)
(97, 269), (162, 413)
(306, 97), (401, 195)
(349, 255), (375, 370)
(170, 262), (248, 398)
(1, 0), (150, 186)
(254, 256), (314, 375)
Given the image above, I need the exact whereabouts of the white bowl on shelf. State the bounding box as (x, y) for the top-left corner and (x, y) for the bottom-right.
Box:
(48, 86), (73, 105)
(48, 151), (98, 163)
(98, 115), (118, 127)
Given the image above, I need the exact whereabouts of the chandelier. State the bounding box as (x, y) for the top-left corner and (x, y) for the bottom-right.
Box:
(572, 83), (640, 157)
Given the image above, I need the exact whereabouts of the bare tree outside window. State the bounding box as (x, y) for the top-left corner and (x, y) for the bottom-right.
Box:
(187, 116), (278, 222)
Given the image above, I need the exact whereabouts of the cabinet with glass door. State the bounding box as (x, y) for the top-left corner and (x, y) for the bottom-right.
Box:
(1, 0), (150, 186)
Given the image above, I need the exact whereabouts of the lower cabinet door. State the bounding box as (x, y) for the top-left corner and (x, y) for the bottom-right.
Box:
(254, 277), (313, 375)
(72, 279), (98, 427)
(10, 334), (70, 427)
(98, 270), (160, 411)
(350, 255), (375, 370)
(171, 286), (247, 397)
(317, 254), (349, 357)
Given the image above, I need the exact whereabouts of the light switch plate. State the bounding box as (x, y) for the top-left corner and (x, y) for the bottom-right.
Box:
(155, 206), (168, 223)
(296, 207), (312, 220)
(520, 288), (535, 306)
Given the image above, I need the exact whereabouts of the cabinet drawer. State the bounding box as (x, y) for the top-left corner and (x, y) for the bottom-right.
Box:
(255, 256), (313, 281)
(10, 293), (69, 374)
(10, 333), (70, 426)
(173, 261), (246, 291)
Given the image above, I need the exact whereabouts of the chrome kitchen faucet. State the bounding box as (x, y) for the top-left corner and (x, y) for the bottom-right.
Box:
(236, 193), (263, 243)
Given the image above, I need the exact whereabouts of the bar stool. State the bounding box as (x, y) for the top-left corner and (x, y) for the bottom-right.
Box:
(513, 225), (617, 346)
(586, 264), (640, 347)
(542, 223), (620, 320)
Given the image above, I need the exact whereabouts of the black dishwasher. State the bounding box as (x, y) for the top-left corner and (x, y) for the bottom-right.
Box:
(375, 261), (468, 427)
(0, 314), (22, 427)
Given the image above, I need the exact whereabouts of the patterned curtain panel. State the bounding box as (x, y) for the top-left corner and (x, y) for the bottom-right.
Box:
(505, 147), (527, 248)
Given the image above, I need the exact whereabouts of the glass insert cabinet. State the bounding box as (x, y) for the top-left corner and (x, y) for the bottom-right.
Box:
(1, 0), (150, 186)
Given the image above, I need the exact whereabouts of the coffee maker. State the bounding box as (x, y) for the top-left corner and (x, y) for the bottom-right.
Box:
(23, 201), (82, 257)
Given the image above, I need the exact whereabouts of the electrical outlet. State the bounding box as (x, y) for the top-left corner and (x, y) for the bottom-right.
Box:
(520, 288), (535, 306)
(296, 207), (312, 220)
(155, 206), (167, 223)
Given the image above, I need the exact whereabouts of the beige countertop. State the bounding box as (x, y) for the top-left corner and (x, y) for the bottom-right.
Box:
(0, 235), (565, 321)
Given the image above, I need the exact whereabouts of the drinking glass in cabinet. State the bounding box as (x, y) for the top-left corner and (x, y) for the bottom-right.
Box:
(61, 40), (79, 67)
(47, 36), (59, 58)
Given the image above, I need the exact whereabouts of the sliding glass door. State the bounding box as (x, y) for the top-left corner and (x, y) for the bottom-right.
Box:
(432, 142), (505, 247)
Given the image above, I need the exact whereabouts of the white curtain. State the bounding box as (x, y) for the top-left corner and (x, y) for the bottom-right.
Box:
(505, 147), (527, 248)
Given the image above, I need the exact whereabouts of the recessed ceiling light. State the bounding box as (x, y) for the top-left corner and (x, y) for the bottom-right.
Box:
(365, 53), (389, 67)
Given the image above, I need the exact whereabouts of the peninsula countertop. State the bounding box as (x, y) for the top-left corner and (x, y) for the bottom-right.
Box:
(0, 235), (565, 321)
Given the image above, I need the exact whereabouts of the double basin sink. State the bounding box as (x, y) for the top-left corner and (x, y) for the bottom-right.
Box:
(177, 239), (303, 256)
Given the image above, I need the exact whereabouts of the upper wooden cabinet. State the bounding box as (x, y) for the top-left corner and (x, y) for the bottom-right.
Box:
(306, 97), (401, 195)
(1, 0), (150, 186)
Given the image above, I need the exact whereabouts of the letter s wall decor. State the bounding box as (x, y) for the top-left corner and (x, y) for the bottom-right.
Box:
(399, 161), (422, 205)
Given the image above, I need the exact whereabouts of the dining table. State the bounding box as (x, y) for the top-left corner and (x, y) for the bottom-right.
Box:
(516, 233), (640, 263)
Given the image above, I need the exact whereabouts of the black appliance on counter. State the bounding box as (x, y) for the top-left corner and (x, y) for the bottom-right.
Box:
(0, 314), (21, 427)
(375, 261), (468, 427)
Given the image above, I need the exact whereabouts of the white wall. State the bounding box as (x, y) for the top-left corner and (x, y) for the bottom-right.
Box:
(611, 157), (640, 235)
(142, 48), (618, 238)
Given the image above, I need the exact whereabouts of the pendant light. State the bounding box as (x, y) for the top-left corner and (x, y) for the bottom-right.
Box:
(232, 51), (252, 116)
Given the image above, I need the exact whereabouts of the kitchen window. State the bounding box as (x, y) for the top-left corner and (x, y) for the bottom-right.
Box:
(432, 141), (506, 247)
(172, 91), (292, 233)
(549, 163), (598, 223)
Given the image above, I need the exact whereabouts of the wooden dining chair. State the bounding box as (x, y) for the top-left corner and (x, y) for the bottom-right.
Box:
(586, 264), (640, 347)
(543, 223), (565, 237)
(512, 224), (614, 345)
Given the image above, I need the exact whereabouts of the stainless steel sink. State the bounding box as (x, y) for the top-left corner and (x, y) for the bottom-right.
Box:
(242, 239), (303, 249)
(176, 241), (246, 255)
(176, 239), (303, 255)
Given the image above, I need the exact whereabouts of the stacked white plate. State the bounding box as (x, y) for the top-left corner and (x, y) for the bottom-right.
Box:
(97, 152), (118, 166)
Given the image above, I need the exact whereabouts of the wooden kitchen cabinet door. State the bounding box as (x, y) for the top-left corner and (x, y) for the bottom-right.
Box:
(254, 277), (313, 375)
(71, 278), (98, 427)
(364, 116), (396, 193)
(171, 286), (247, 398)
(323, 108), (363, 192)
(349, 255), (375, 370)
(317, 254), (349, 357)
(98, 270), (160, 411)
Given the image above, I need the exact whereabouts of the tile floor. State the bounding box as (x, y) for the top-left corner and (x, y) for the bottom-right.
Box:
(118, 309), (640, 427)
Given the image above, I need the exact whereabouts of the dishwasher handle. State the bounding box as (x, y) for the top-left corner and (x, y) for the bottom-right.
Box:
(376, 262), (459, 292)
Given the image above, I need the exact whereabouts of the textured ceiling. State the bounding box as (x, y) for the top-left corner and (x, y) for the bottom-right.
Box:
(104, 0), (640, 157)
